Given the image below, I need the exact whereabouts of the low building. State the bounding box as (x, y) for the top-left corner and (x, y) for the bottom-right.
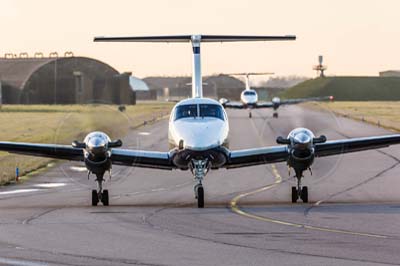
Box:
(129, 76), (156, 100)
(143, 75), (245, 100)
(0, 55), (136, 104)
(379, 70), (400, 77)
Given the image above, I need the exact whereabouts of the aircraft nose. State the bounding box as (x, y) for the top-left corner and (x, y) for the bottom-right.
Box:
(178, 121), (224, 151)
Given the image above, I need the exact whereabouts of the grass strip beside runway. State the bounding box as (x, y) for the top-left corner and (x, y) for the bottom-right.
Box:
(304, 101), (400, 132)
(0, 102), (174, 184)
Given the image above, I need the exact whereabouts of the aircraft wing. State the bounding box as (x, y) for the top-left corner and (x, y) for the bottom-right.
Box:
(110, 149), (175, 170)
(225, 145), (289, 168)
(223, 101), (246, 109)
(224, 134), (400, 168)
(0, 142), (83, 161)
(314, 135), (400, 157)
(279, 96), (332, 106)
(0, 142), (175, 170)
(255, 101), (274, 108)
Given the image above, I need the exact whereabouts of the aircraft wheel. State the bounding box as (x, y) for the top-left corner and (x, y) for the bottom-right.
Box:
(102, 190), (109, 206)
(301, 186), (308, 203)
(249, 112), (252, 118)
(92, 190), (99, 206)
(197, 185), (204, 208)
(273, 113), (278, 118)
(291, 186), (298, 203)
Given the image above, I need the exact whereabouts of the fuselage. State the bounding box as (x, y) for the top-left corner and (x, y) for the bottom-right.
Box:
(168, 98), (230, 169)
(240, 89), (258, 108)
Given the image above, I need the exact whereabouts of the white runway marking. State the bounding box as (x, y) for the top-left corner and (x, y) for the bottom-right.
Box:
(0, 257), (50, 266)
(70, 166), (87, 172)
(34, 183), (66, 188)
(138, 132), (151, 136)
(0, 189), (40, 195)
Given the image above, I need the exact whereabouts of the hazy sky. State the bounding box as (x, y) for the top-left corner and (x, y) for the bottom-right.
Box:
(1, 0), (400, 78)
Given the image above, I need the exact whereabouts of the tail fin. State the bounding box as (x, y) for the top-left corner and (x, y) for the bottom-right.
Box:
(225, 72), (274, 91)
(94, 35), (295, 98)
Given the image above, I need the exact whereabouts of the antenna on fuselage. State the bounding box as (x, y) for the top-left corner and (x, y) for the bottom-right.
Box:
(94, 35), (296, 98)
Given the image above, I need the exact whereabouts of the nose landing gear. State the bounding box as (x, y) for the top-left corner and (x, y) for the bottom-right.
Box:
(190, 159), (210, 208)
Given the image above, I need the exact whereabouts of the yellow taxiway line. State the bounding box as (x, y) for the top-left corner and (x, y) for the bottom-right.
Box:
(230, 164), (388, 239)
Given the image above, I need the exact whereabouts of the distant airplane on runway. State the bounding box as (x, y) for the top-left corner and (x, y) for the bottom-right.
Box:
(220, 73), (333, 118)
(1, 35), (400, 207)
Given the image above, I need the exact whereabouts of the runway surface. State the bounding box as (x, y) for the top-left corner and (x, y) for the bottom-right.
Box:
(0, 105), (400, 266)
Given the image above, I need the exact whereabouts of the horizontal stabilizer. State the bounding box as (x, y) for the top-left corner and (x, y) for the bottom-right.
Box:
(94, 35), (296, 43)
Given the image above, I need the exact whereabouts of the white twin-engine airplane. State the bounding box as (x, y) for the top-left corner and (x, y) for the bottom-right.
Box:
(220, 73), (334, 118)
(1, 34), (400, 208)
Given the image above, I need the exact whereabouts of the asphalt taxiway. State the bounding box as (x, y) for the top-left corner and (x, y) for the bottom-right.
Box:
(0, 105), (399, 266)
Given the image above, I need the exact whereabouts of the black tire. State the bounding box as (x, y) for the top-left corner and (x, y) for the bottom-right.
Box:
(301, 186), (308, 203)
(92, 190), (98, 206)
(249, 112), (252, 118)
(102, 190), (109, 206)
(291, 186), (298, 203)
(197, 186), (204, 208)
(273, 113), (278, 118)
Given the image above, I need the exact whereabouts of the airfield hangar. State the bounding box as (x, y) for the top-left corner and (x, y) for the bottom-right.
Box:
(0, 55), (136, 104)
(143, 75), (246, 101)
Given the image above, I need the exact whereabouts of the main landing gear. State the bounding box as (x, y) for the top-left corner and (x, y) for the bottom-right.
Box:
(190, 159), (210, 208)
(291, 174), (308, 203)
(91, 172), (109, 206)
(194, 183), (204, 208)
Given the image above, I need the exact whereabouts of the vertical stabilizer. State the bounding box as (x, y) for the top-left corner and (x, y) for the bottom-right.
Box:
(244, 74), (251, 91)
(226, 72), (274, 91)
(191, 35), (203, 98)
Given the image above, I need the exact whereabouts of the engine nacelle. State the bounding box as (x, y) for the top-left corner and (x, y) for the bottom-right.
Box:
(276, 127), (326, 177)
(219, 98), (229, 106)
(73, 131), (122, 176)
(84, 155), (112, 175)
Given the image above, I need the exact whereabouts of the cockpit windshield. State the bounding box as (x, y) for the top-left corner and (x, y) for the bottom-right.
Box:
(175, 104), (198, 120)
(244, 91), (256, 96)
(199, 104), (224, 120)
(174, 104), (225, 121)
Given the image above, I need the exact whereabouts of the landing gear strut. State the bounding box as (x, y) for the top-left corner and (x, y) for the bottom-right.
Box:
(190, 159), (210, 208)
(91, 172), (109, 206)
(291, 174), (308, 203)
